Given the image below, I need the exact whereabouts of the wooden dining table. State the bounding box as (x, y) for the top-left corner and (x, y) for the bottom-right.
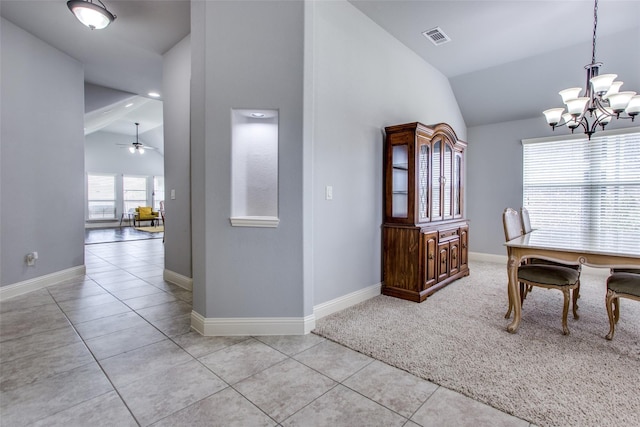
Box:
(504, 228), (640, 333)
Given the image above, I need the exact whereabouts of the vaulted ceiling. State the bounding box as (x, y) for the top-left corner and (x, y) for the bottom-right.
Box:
(2, 0), (638, 143)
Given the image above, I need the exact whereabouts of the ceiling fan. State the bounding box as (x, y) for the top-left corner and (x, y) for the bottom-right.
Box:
(118, 122), (155, 154)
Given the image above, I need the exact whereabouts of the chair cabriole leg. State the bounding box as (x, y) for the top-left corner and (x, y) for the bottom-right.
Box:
(605, 289), (616, 340)
(561, 288), (570, 335)
(572, 283), (580, 320)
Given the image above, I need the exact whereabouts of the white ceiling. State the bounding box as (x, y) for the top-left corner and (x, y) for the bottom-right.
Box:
(1, 0), (638, 135)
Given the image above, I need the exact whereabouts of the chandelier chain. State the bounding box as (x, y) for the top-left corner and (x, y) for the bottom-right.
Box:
(591, 0), (598, 65)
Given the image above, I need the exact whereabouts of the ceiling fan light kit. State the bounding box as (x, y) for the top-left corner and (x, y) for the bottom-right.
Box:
(121, 122), (153, 155)
(67, 0), (116, 30)
(543, 0), (638, 139)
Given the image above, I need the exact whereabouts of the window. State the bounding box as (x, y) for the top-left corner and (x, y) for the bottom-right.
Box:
(153, 176), (165, 211)
(123, 175), (148, 213)
(522, 129), (640, 243)
(87, 174), (116, 219)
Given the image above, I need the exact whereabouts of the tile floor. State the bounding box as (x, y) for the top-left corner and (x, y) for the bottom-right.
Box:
(85, 226), (163, 245)
(0, 239), (535, 426)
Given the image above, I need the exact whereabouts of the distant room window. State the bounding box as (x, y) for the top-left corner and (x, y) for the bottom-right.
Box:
(87, 174), (116, 220)
(153, 176), (165, 212)
(123, 175), (148, 213)
(523, 130), (640, 241)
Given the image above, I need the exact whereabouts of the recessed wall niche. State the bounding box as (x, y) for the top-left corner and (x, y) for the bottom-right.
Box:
(230, 109), (279, 227)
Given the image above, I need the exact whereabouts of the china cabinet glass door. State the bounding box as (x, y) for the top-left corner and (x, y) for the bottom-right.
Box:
(391, 144), (408, 218)
(443, 143), (453, 218)
(454, 152), (462, 217)
(431, 140), (442, 220)
(418, 143), (430, 221)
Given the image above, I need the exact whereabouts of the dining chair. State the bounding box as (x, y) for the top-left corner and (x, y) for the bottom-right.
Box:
(503, 207), (582, 334)
(519, 207), (582, 303)
(605, 269), (640, 340)
(520, 207), (533, 234)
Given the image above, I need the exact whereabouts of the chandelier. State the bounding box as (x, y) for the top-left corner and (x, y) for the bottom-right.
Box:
(543, 0), (639, 139)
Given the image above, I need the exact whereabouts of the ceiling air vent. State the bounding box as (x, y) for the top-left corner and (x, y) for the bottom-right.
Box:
(422, 27), (451, 46)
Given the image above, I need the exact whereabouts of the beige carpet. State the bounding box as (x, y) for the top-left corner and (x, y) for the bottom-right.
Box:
(135, 225), (164, 233)
(313, 261), (640, 427)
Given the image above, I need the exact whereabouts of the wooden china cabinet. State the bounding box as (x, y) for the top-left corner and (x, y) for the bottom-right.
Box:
(382, 122), (469, 302)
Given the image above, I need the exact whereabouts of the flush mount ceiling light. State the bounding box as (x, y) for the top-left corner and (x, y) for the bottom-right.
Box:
(67, 0), (116, 30)
(543, 0), (639, 139)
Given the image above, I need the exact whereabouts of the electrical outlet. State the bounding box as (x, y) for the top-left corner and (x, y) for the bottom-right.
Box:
(26, 252), (37, 266)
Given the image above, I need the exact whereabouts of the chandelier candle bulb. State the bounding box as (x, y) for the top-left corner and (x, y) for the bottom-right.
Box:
(543, 108), (565, 126)
(566, 97), (590, 116)
(590, 74), (618, 95)
(608, 91), (637, 113)
(625, 96), (640, 117)
(559, 88), (583, 103)
(603, 81), (624, 99)
(595, 107), (613, 125)
(562, 113), (581, 129)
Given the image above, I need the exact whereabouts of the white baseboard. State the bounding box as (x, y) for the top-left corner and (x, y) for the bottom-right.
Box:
(313, 282), (382, 321)
(0, 266), (86, 301)
(163, 269), (192, 291)
(189, 282), (382, 336)
(191, 310), (315, 336)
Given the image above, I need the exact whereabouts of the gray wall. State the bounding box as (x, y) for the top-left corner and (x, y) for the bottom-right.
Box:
(308, 1), (466, 306)
(163, 34), (192, 278)
(191, 1), (305, 317)
(1, 18), (85, 286)
(189, 0), (467, 319)
(467, 117), (637, 257)
(85, 131), (164, 176)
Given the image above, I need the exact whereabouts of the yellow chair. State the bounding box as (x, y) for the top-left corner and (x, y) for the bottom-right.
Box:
(134, 206), (159, 227)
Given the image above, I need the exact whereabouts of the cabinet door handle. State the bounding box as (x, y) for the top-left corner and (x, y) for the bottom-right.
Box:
(462, 243), (467, 248)
(452, 252), (457, 260)
(428, 253), (434, 260)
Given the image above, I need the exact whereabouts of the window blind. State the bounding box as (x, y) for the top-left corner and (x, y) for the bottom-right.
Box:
(153, 176), (165, 211)
(123, 175), (147, 213)
(522, 130), (640, 243)
(87, 174), (116, 219)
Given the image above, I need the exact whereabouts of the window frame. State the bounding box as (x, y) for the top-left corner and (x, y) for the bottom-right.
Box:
(522, 127), (640, 240)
